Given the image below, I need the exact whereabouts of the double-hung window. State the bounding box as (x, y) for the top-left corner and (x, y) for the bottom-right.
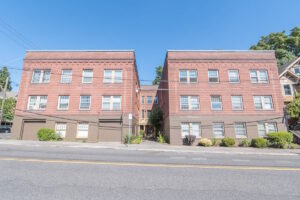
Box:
(141, 96), (145, 104)
(27, 96), (47, 110)
(80, 95), (91, 110)
(228, 70), (240, 83)
(250, 70), (268, 83)
(147, 96), (153, 104)
(82, 69), (93, 83)
(55, 123), (67, 138)
(208, 70), (219, 83)
(103, 70), (122, 83)
(77, 123), (89, 138)
(210, 95), (222, 110)
(231, 95), (243, 110)
(180, 122), (201, 138)
(32, 69), (51, 83)
(102, 96), (121, 110)
(180, 96), (200, 110)
(179, 70), (197, 83)
(253, 96), (273, 110)
(142, 110), (145, 119)
(257, 122), (277, 137)
(283, 85), (292, 95)
(154, 96), (158, 104)
(58, 95), (70, 110)
(61, 69), (72, 83)
(234, 122), (247, 138)
(294, 66), (300, 75)
(213, 123), (224, 138)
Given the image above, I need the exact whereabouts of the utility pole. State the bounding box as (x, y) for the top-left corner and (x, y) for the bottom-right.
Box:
(0, 77), (9, 125)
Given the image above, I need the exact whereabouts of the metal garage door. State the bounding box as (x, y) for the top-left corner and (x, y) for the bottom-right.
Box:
(22, 120), (46, 140)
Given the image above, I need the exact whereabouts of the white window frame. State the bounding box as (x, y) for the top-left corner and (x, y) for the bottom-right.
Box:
(257, 122), (277, 137)
(180, 96), (200, 110)
(82, 69), (93, 84)
(103, 69), (123, 83)
(27, 95), (48, 110)
(283, 84), (292, 96)
(55, 123), (67, 138)
(294, 65), (300, 75)
(79, 95), (91, 110)
(76, 123), (89, 138)
(31, 69), (51, 84)
(102, 96), (122, 111)
(179, 70), (198, 83)
(250, 70), (269, 83)
(210, 95), (222, 111)
(213, 122), (225, 138)
(234, 122), (247, 138)
(61, 69), (72, 84)
(180, 122), (201, 138)
(253, 96), (273, 110)
(57, 95), (70, 110)
(208, 70), (219, 83)
(228, 69), (240, 83)
(231, 95), (243, 110)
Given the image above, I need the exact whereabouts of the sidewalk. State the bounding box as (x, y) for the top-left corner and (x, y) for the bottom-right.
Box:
(0, 139), (299, 156)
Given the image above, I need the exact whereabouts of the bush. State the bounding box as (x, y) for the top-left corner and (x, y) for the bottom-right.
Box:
(221, 137), (235, 147)
(288, 143), (297, 149)
(251, 138), (267, 148)
(212, 138), (221, 146)
(267, 132), (293, 149)
(37, 128), (60, 141)
(124, 133), (143, 144)
(239, 139), (250, 147)
(157, 132), (167, 143)
(139, 129), (145, 138)
(198, 138), (212, 147)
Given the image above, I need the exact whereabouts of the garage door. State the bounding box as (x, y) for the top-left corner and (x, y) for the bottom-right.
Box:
(99, 122), (122, 142)
(22, 121), (46, 140)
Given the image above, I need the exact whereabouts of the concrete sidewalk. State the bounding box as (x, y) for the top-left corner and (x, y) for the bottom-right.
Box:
(0, 139), (299, 156)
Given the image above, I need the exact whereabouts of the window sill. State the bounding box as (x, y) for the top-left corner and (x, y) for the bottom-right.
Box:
(214, 136), (224, 139)
(79, 109), (90, 111)
(236, 135), (247, 139)
(57, 109), (69, 111)
(208, 82), (220, 84)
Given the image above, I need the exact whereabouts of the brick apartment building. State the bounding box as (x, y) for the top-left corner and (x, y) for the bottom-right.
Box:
(11, 50), (287, 145)
(158, 50), (286, 145)
(11, 50), (140, 142)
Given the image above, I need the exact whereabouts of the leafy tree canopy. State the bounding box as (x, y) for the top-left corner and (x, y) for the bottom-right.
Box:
(250, 27), (300, 67)
(148, 108), (163, 136)
(152, 66), (163, 85)
(0, 66), (12, 91)
(286, 93), (300, 120)
(0, 98), (16, 121)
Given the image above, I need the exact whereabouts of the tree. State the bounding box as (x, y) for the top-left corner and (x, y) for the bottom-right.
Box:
(250, 27), (300, 67)
(152, 66), (163, 85)
(0, 98), (16, 121)
(0, 66), (12, 91)
(148, 108), (163, 137)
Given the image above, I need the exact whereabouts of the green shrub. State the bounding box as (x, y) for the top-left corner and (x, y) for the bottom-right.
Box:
(212, 138), (221, 146)
(251, 138), (267, 148)
(37, 128), (60, 141)
(267, 132), (293, 149)
(124, 133), (143, 144)
(288, 143), (297, 149)
(198, 138), (212, 147)
(239, 139), (250, 147)
(139, 129), (145, 137)
(221, 137), (235, 147)
(157, 132), (167, 143)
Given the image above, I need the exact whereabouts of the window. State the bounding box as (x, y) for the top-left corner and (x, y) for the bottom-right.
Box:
(228, 70), (240, 83)
(257, 122), (277, 137)
(253, 96), (273, 110)
(102, 96), (121, 110)
(294, 66), (300, 75)
(142, 110), (145, 119)
(284, 85), (292, 95)
(147, 96), (153, 104)
(103, 70), (122, 83)
(179, 70), (198, 83)
(154, 96), (158, 104)
(231, 96), (243, 110)
(141, 96), (145, 104)
(210, 95), (222, 110)
(27, 96), (47, 110)
(213, 123), (224, 138)
(250, 70), (268, 83)
(147, 110), (151, 118)
(58, 96), (69, 110)
(208, 70), (219, 83)
(180, 122), (201, 138)
(82, 69), (93, 83)
(77, 123), (88, 138)
(55, 123), (67, 138)
(80, 95), (91, 110)
(32, 69), (51, 83)
(180, 96), (200, 110)
(61, 69), (72, 83)
(234, 123), (247, 138)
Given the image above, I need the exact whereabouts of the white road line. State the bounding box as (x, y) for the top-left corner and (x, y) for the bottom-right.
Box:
(192, 157), (207, 161)
(169, 156), (186, 160)
(232, 159), (250, 162)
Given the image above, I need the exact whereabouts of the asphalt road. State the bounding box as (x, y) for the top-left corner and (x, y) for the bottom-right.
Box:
(0, 143), (300, 200)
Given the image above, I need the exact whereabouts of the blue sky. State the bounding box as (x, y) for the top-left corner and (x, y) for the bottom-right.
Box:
(0, 0), (299, 91)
